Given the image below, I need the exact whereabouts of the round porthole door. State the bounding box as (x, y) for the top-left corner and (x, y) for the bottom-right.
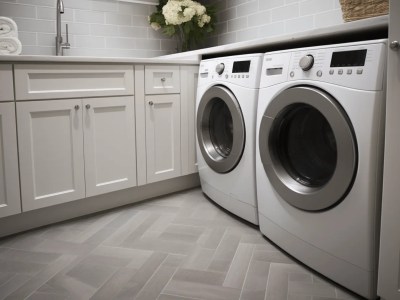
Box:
(259, 86), (357, 211)
(197, 85), (245, 173)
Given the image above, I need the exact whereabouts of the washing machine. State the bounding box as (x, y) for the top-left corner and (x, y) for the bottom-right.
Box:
(256, 40), (386, 298)
(196, 54), (263, 224)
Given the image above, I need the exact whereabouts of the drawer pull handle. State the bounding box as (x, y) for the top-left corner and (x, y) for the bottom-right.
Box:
(86, 104), (91, 109)
(161, 77), (166, 82)
(149, 101), (154, 106)
(74, 105), (80, 110)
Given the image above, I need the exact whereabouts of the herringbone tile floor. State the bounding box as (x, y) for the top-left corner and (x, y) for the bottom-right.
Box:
(0, 188), (361, 300)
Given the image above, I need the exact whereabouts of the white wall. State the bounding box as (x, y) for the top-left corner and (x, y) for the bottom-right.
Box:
(205, 0), (345, 47)
(0, 0), (176, 57)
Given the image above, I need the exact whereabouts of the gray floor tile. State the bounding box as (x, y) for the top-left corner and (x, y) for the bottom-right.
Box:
(223, 243), (254, 288)
(135, 255), (185, 300)
(113, 251), (168, 299)
(239, 257), (270, 300)
(0, 274), (32, 299)
(0, 188), (368, 300)
(4, 255), (76, 300)
(208, 230), (241, 273)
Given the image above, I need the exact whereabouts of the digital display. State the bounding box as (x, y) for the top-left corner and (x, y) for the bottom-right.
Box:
(330, 49), (367, 67)
(232, 60), (251, 73)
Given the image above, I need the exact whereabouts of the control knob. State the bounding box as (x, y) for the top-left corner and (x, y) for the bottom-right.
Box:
(299, 54), (314, 71)
(215, 63), (225, 75)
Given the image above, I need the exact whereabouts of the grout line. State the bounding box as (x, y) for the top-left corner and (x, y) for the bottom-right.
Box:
(134, 253), (169, 298)
(264, 262), (272, 300)
(157, 254), (185, 298)
(238, 245), (255, 300)
(159, 292), (204, 300)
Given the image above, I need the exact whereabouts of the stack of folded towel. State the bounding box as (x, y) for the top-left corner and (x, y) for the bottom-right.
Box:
(0, 17), (22, 55)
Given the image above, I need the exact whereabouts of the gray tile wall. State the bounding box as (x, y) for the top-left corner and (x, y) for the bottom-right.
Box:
(0, 0), (176, 57)
(204, 0), (345, 47)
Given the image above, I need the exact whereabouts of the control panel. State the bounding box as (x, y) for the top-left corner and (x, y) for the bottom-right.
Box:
(198, 54), (263, 89)
(260, 39), (387, 91)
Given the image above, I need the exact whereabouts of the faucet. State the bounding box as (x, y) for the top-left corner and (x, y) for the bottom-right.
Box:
(56, 0), (70, 56)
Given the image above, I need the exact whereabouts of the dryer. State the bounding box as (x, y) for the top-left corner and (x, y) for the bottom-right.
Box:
(256, 40), (386, 298)
(196, 54), (263, 224)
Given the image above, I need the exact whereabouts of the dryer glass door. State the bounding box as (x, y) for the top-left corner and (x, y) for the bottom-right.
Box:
(197, 85), (245, 173)
(259, 86), (357, 211)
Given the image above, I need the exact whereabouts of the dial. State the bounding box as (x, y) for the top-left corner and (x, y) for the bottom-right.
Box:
(215, 63), (225, 75)
(299, 54), (314, 71)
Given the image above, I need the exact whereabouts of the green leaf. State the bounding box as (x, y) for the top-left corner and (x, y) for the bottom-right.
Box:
(163, 25), (176, 37)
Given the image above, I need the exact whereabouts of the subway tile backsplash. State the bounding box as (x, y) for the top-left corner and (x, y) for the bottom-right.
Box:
(204, 0), (344, 47)
(0, 0), (344, 57)
(0, 0), (176, 57)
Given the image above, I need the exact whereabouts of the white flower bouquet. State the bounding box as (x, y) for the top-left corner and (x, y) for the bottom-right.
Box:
(148, 0), (215, 52)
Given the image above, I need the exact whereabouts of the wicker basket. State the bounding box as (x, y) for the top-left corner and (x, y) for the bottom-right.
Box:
(339, 0), (389, 22)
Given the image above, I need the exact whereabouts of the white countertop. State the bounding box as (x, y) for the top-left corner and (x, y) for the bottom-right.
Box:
(0, 16), (388, 64)
(0, 55), (199, 65)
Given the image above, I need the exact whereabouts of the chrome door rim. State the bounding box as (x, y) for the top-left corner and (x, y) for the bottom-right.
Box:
(259, 86), (357, 211)
(197, 85), (245, 174)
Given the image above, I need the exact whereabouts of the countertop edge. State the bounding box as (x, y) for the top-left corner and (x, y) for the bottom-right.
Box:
(0, 56), (200, 65)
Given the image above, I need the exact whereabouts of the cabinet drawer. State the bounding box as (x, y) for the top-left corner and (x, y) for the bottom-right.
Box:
(0, 64), (14, 102)
(14, 64), (134, 100)
(145, 65), (180, 94)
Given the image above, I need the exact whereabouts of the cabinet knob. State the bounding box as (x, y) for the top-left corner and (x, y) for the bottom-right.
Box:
(74, 105), (80, 110)
(86, 104), (91, 109)
(161, 77), (166, 82)
(149, 101), (154, 106)
(390, 40), (400, 51)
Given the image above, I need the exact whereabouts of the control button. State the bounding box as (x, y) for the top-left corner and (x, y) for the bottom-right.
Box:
(215, 63), (225, 75)
(347, 69), (352, 75)
(329, 69), (334, 75)
(299, 54), (314, 71)
(338, 69), (343, 75)
(316, 70), (322, 77)
(241, 75), (243, 78)
(290, 71), (295, 77)
(357, 69), (363, 74)
(246, 75), (249, 78)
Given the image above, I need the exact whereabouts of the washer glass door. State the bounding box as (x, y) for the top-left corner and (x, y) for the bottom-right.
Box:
(259, 86), (357, 211)
(197, 85), (245, 173)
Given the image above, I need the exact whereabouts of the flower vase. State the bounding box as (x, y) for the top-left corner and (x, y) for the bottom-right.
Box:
(176, 25), (189, 52)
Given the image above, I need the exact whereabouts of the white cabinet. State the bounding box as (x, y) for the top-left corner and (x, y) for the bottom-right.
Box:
(0, 103), (21, 217)
(17, 100), (86, 211)
(180, 66), (199, 175)
(14, 64), (134, 100)
(136, 64), (198, 185)
(0, 64), (14, 102)
(145, 94), (181, 183)
(83, 97), (137, 197)
(145, 65), (180, 94)
(17, 97), (137, 211)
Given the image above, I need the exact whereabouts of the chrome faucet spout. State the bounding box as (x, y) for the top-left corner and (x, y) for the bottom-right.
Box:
(55, 0), (70, 56)
(58, 0), (64, 13)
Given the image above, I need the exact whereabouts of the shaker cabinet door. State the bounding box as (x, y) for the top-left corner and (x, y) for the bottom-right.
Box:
(83, 96), (137, 197)
(17, 100), (85, 211)
(145, 94), (181, 183)
(0, 103), (21, 218)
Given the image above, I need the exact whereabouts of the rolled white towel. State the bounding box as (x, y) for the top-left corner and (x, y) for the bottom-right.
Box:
(0, 37), (22, 55)
(0, 17), (18, 38)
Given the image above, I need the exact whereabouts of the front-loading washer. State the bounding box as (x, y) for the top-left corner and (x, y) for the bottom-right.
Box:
(256, 40), (386, 298)
(196, 54), (263, 224)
